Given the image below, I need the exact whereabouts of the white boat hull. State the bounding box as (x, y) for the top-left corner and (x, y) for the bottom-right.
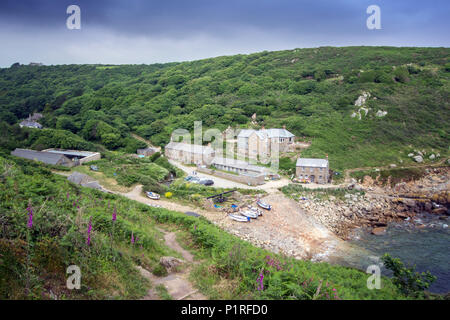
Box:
(228, 214), (250, 222)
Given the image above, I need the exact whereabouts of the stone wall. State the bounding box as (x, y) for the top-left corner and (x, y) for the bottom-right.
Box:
(79, 152), (101, 164)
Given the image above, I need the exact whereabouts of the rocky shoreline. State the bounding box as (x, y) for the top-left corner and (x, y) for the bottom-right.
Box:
(296, 167), (450, 239)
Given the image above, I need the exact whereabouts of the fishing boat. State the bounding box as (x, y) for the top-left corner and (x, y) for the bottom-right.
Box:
(240, 210), (258, 219)
(256, 200), (271, 211)
(228, 214), (250, 222)
(248, 206), (262, 216)
(146, 191), (160, 200)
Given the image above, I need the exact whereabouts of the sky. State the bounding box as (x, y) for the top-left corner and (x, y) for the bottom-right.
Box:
(0, 0), (449, 67)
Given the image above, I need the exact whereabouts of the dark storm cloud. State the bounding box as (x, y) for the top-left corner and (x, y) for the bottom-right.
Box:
(0, 0), (449, 66)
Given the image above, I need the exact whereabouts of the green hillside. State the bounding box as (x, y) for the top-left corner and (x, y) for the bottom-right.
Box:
(0, 155), (410, 299)
(0, 46), (449, 170)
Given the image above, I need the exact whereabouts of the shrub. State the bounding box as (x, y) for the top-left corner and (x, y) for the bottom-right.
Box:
(381, 254), (436, 297)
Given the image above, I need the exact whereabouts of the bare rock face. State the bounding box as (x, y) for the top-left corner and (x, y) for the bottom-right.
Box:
(413, 155), (423, 163)
(159, 256), (184, 273)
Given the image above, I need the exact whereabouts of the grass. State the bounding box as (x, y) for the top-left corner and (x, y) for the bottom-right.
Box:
(72, 165), (133, 193)
(0, 155), (433, 300)
(155, 284), (172, 300)
(280, 184), (364, 201)
(350, 167), (428, 186)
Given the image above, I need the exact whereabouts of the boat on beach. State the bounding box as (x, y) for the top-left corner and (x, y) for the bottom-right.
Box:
(257, 200), (271, 210)
(248, 206), (262, 216)
(240, 210), (258, 219)
(228, 214), (250, 222)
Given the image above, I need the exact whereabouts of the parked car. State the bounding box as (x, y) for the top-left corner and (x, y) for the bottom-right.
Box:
(199, 179), (214, 186)
(185, 176), (201, 183)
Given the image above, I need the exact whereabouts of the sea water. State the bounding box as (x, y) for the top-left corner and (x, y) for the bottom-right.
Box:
(347, 213), (450, 293)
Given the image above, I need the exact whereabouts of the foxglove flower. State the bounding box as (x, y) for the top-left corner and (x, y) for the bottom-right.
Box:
(86, 217), (92, 246)
(26, 205), (33, 229)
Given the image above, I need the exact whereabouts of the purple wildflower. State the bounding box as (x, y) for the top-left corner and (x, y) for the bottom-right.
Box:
(26, 205), (33, 228)
(131, 231), (135, 244)
(66, 192), (70, 199)
(86, 217), (92, 246)
(112, 206), (117, 221)
(257, 271), (264, 291)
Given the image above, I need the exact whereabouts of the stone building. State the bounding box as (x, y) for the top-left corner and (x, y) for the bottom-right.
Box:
(11, 148), (75, 167)
(237, 126), (295, 161)
(296, 158), (329, 184)
(42, 149), (101, 165)
(164, 142), (215, 165)
(19, 113), (44, 129)
(210, 156), (268, 177)
(137, 147), (157, 157)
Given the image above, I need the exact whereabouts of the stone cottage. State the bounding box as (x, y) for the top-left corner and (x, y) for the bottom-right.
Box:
(296, 158), (329, 184)
(165, 142), (215, 165)
(237, 126), (295, 161)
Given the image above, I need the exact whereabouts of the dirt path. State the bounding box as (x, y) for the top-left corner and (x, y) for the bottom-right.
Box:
(123, 184), (211, 215)
(138, 227), (206, 300)
(131, 133), (161, 152)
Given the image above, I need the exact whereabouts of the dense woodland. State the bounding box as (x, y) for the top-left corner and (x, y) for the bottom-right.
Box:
(0, 46), (449, 169)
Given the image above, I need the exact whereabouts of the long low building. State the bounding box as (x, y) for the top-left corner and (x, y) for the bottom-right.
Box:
(11, 148), (101, 167)
(11, 148), (75, 167)
(42, 149), (101, 164)
(296, 158), (329, 184)
(210, 156), (268, 177)
(165, 142), (215, 165)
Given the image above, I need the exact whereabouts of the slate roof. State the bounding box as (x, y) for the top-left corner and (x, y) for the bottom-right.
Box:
(237, 129), (256, 138)
(67, 172), (103, 190)
(19, 120), (42, 129)
(237, 128), (294, 139)
(165, 142), (214, 154)
(264, 128), (295, 138)
(11, 148), (66, 165)
(296, 158), (329, 168)
(44, 149), (97, 158)
(211, 156), (268, 174)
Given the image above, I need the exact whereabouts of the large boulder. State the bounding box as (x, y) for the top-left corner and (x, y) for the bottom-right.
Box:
(159, 256), (184, 273)
(413, 155), (423, 163)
